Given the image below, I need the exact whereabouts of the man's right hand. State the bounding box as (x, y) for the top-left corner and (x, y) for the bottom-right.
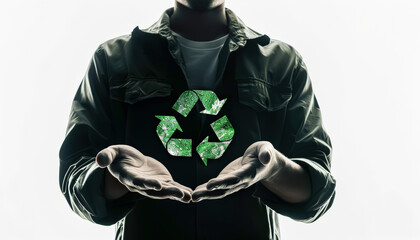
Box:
(96, 144), (192, 203)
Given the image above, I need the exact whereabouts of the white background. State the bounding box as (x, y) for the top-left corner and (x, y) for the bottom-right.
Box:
(1, 0), (419, 239)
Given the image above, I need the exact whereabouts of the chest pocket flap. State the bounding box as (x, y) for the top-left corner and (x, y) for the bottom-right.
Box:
(110, 76), (172, 104)
(237, 78), (292, 112)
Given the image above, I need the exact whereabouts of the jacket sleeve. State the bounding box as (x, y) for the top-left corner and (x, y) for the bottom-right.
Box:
(252, 53), (336, 223)
(58, 45), (143, 226)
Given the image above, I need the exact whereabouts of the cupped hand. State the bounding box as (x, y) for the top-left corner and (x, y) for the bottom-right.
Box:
(192, 141), (283, 202)
(96, 144), (192, 203)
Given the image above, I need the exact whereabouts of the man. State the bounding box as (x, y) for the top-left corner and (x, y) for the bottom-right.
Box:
(59, 0), (336, 239)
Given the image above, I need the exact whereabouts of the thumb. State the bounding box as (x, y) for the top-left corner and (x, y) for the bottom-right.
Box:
(96, 146), (119, 168)
(258, 144), (272, 165)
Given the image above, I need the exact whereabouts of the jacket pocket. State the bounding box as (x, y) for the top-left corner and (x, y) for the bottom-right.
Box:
(236, 78), (292, 112)
(110, 76), (172, 104)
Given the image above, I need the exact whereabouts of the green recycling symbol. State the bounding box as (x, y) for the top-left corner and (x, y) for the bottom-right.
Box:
(155, 90), (234, 166)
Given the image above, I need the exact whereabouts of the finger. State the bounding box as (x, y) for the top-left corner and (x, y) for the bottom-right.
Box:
(143, 184), (184, 200)
(223, 182), (250, 197)
(179, 191), (192, 203)
(96, 146), (119, 168)
(159, 182), (187, 200)
(171, 182), (193, 203)
(171, 181), (193, 193)
(206, 176), (241, 191)
(193, 183), (249, 202)
(192, 188), (228, 202)
(207, 163), (255, 190)
(193, 182), (208, 191)
(257, 143), (272, 165)
(132, 177), (162, 191)
(192, 183), (210, 200)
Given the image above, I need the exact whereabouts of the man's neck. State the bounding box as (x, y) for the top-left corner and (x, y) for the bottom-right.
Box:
(170, 2), (229, 41)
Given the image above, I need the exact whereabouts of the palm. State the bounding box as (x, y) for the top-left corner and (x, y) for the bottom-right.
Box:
(192, 141), (277, 202)
(108, 150), (174, 185)
(97, 144), (192, 203)
(212, 156), (262, 185)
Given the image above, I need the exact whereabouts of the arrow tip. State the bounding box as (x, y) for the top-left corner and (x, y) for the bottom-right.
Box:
(200, 136), (209, 144)
(197, 136), (209, 166)
(174, 121), (183, 132)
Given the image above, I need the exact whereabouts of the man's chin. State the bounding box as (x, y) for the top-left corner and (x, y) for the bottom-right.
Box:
(182, 0), (223, 11)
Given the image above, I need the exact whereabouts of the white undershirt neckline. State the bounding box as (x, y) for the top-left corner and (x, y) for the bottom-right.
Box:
(172, 31), (229, 50)
(171, 31), (230, 90)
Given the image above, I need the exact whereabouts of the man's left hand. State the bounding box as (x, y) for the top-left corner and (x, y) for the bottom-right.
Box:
(192, 141), (285, 202)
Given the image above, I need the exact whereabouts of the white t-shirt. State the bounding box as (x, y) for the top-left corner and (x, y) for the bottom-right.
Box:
(171, 31), (229, 90)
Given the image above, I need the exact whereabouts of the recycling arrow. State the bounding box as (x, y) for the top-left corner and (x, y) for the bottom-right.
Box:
(155, 116), (192, 157)
(196, 115), (234, 166)
(209, 115), (235, 141)
(196, 136), (231, 166)
(155, 90), (234, 166)
(172, 90), (227, 117)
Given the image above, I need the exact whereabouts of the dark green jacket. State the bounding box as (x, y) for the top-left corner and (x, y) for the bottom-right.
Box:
(59, 7), (336, 240)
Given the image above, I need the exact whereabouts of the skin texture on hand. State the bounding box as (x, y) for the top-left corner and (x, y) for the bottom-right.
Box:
(96, 142), (310, 205)
(96, 145), (193, 203)
(192, 141), (283, 202)
(191, 141), (312, 203)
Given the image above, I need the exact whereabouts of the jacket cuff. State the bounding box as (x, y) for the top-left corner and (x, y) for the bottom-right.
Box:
(75, 159), (144, 225)
(251, 158), (336, 223)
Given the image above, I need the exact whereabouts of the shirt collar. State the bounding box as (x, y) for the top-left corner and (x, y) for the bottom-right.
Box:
(133, 7), (270, 48)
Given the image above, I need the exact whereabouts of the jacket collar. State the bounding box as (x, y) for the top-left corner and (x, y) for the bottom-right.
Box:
(133, 7), (270, 48)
